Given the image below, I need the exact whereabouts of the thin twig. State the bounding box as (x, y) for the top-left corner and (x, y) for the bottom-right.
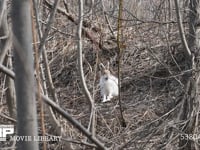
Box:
(38, 0), (60, 56)
(61, 137), (97, 148)
(174, 0), (191, 57)
(44, 0), (109, 51)
(101, 0), (115, 38)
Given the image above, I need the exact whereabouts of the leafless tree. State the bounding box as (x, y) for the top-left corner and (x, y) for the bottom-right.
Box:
(176, 0), (200, 149)
(11, 1), (39, 149)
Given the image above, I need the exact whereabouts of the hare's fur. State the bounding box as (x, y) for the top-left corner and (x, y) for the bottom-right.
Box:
(100, 69), (118, 102)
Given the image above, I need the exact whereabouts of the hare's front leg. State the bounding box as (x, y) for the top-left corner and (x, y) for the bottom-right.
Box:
(103, 93), (112, 102)
(107, 93), (113, 100)
(102, 94), (112, 102)
(102, 95), (107, 102)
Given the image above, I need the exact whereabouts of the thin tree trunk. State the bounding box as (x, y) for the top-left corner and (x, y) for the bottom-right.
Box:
(117, 0), (126, 127)
(77, 0), (96, 137)
(178, 0), (200, 149)
(11, 1), (39, 149)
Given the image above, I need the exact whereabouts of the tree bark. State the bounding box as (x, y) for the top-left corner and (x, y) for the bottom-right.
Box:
(11, 1), (39, 149)
(178, 0), (200, 149)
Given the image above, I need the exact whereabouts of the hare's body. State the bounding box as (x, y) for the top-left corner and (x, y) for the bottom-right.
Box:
(100, 69), (118, 102)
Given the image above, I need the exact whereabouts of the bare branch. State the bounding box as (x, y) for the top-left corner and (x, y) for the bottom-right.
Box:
(0, 0), (6, 27)
(44, 0), (110, 51)
(5, 53), (16, 118)
(32, 1), (65, 148)
(0, 63), (15, 79)
(174, 0), (192, 57)
(38, 0), (60, 56)
(40, 93), (107, 150)
(77, 0), (96, 136)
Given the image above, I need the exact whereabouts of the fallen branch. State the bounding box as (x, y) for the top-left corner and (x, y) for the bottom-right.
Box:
(44, 0), (109, 51)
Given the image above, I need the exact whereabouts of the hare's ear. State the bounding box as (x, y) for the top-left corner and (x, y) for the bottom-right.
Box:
(106, 61), (110, 70)
(99, 63), (105, 71)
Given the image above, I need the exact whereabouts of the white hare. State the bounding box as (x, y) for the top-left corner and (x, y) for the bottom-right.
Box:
(99, 63), (118, 102)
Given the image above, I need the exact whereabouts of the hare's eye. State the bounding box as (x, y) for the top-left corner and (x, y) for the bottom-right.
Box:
(105, 77), (108, 80)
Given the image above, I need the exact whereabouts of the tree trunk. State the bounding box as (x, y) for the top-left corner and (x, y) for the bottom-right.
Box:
(178, 0), (200, 149)
(11, 1), (39, 150)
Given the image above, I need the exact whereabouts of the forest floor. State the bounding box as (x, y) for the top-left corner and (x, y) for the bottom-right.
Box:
(0, 39), (186, 149)
(47, 39), (185, 149)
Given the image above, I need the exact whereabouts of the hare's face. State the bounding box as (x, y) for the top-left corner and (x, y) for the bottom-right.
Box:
(102, 70), (111, 81)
